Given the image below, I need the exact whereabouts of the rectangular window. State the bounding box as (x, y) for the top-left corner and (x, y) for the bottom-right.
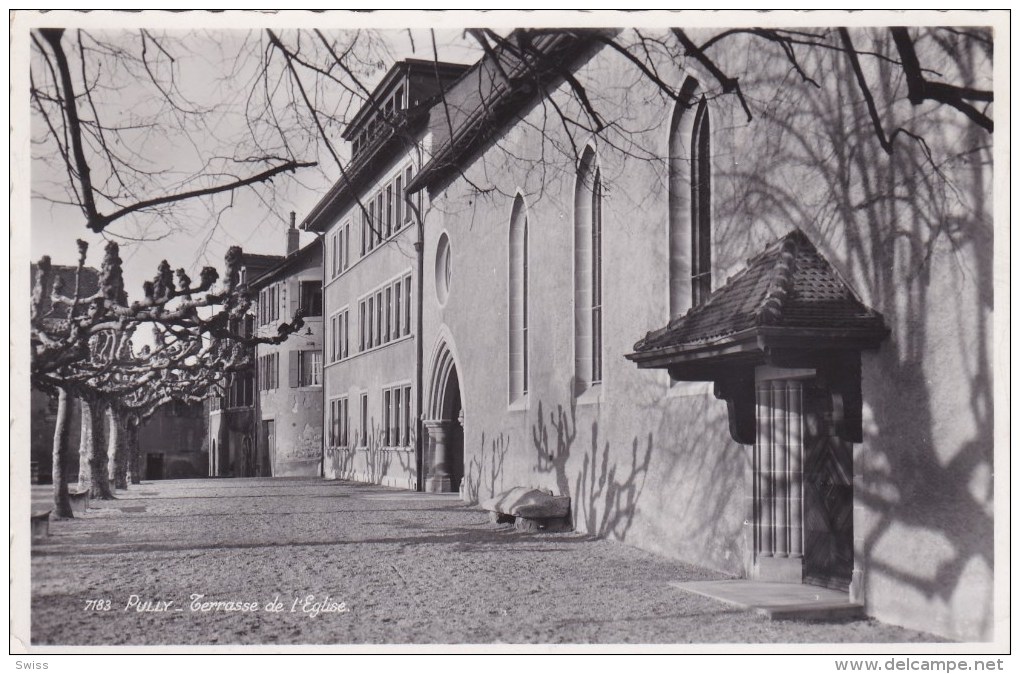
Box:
(299, 281), (322, 317)
(363, 301), (371, 352)
(341, 313), (346, 361)
(376, 194), (384, 244)
(404, 167), (414, 223)
(344, 223), (350, 271)
(393, 278), (402, 338)
(403, 385), (412, 446)
(329, 398), (337, 446)
(404, 274), (412, 336)
(379, 384), (411, 447)
(386, 185), (393, 238)
(258, 353), (279, 392)
(329, 397), (349, 448)
(361, 208), (367, 256)
(382, 389), (391, 446)
(298, 351), (321, 387)
(233, 372), (255, 407)
(330, 314), (339, 362)
(342, 310), (349, 359)
(375, 291), (383, 346)
(360, 392), (369, 447)
(341, 397), (349, 447)
(393, 390), (402, 447)
(367, 202), (375, 252)
(332, 232), (339, 278)
(367, 296), (375, 349)
(384, 287), (392, 344)
(394, 175), (402, 229)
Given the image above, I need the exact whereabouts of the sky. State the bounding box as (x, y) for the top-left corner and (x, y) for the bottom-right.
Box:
(25, 16), (486, 299)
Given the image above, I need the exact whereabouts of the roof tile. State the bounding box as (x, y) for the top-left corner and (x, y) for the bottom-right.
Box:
(633, 229), (887, 353)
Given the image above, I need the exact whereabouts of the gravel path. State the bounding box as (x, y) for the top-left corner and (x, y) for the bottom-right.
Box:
(30, 477), (941, 645)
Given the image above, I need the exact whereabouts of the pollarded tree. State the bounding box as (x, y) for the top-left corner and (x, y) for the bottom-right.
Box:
(31, 239), (305, 515)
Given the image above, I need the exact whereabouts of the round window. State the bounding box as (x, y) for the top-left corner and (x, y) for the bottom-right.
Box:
(435, 232), (452, 306)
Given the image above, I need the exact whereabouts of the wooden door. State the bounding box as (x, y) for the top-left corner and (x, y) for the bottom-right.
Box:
(802, 386), (854, 589)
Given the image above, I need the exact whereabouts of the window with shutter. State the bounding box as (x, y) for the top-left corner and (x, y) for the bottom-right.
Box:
(289, 351), (300, 388)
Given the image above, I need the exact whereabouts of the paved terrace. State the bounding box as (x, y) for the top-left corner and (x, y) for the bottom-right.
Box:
(28, 477), (941, 646)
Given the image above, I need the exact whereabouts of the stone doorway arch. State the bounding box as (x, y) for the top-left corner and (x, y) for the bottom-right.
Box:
(424, 338), (464, 493)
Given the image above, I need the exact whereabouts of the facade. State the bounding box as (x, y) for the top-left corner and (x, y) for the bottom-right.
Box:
(136, 401), (208, 479)
(401, 29), (993, 642)
(303, 59), (470, 489)
(250, 218), (325, 477)
(207, 252), (284, 477)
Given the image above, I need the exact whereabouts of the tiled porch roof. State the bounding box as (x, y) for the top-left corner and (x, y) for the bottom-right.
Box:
(631, 229), (888, 357)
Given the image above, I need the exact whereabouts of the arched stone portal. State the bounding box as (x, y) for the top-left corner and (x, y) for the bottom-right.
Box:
(425, 340), (464, 493)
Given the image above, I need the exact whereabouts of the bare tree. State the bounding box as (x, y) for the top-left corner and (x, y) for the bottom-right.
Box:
(30, 28), (316, 237)
(31, 239), (305, 514)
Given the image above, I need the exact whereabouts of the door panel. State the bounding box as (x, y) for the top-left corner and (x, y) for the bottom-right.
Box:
(802, 386), (854, 590)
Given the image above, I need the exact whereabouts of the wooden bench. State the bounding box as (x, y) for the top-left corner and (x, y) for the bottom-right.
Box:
(31, 510), (51, 539)
(481, 487), (572, 533)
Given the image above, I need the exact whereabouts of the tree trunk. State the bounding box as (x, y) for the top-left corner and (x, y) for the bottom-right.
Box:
(108, 406), (128, 490)
(78, 398), (93, 491)
(50, 388), (74, 518)
(127, 417), (141, 485)
(85, 399), (114, 499)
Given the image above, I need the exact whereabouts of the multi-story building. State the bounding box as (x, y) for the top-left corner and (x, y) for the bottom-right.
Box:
(402, 28), (994, 642)
(302, 58), (470, 489)
(207, 252), (283, 477)
(249, 215), (324, 477)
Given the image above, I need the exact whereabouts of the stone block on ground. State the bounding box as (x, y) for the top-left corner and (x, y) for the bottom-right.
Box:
(31, 510), (51, 539)
(488, 510), (515, 525)
(481, 487), (572, 533)
(513, 515), (573, 533)
(481, 486), (570, 519)
(68, 490), (89, 516)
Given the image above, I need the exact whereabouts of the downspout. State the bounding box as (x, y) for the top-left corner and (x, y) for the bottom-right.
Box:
(414, 146), (426, 493)
(306, 223), (327, 480)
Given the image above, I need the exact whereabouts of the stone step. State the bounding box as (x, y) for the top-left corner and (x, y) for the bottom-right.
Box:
(671, 580), (865, 622)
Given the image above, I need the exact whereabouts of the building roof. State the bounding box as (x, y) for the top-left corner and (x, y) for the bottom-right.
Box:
(300, 117), (415, 233)
(343, 59), (474, 141)
(301, 59), (471, 233)
(628, 229), (889, 368)
(248, 237), (322, 290)
(406, 29), (612, 194)
(241, 252), (286, 280)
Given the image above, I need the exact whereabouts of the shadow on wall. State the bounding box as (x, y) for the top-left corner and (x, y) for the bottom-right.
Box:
(643, 388), (747, 572)
(712, 34), (994, 638)
(530, 392), (653, 541)
(324, 415), (416, 485)
(462, 432), (510, 503)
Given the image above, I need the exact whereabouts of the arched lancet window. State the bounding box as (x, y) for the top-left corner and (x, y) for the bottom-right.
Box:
(574, 146), (603, 391)
(690, 97), (712, 307)
(669, 79), (713, 317)
(509, 195), (529, 402)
